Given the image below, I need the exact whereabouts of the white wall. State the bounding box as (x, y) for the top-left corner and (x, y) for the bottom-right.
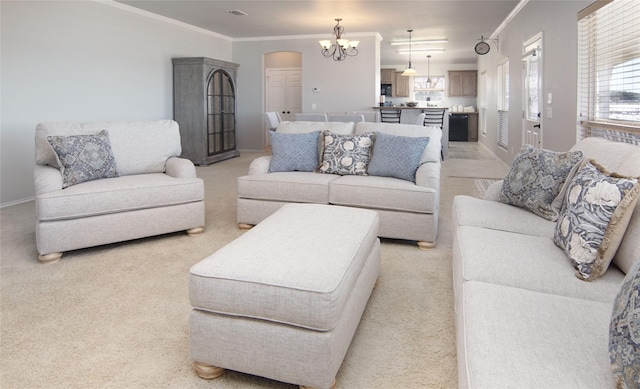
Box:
(477, 0), (591, 165)
(0, 1), (232, 206)
(232, 34), (381, 150)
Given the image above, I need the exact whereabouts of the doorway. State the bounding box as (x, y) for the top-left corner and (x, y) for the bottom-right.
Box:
(264, 51), (302, 147)
(522, 33), (543, 148)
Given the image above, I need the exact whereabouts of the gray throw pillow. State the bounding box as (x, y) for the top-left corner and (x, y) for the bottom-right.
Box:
(268, 130), (320, 172)
(368, 132), (430, 182)
(499, 144), (583, 221)
(610, 258), (640, 387)
(553, 159), (640, 281)
(319, 131), (374, 176)
(47, 130), (119, 188)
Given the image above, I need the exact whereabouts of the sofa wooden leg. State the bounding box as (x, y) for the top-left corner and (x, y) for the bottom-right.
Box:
(238, 223), (254, 231)
(193, 361), (224, 379)
(38, 252), (63, 264)
(187, 227), (204, 237)
(417, 241), (436, 250)
(300, 378), (337, 389)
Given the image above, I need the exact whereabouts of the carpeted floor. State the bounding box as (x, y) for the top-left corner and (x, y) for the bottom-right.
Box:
(0, 143), (506, 388)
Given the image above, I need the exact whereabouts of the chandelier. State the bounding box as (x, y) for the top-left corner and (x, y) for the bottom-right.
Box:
(319, 18), (359, 61)
(401, 29), (417, 76)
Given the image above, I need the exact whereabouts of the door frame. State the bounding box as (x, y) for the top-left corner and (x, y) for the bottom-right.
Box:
(522, 32), (544, 148)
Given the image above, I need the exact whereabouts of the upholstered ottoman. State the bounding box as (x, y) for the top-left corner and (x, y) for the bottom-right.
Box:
(189, 203), (380, 389)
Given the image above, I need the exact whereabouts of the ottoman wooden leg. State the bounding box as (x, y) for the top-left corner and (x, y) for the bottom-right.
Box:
(194, 361), (225, 379)
(238, 223), (254, 231)
(417, 241), (436, 250)
(300, 378), (337, 389)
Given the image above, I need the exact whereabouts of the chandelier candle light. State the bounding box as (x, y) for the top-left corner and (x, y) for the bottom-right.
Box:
(401, 29), (417, 76)
(319, 18), (359, 61)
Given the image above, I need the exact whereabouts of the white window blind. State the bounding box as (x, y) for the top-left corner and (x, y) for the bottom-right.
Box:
(497, 59), (510, 148)
(578, 0), (640, 143)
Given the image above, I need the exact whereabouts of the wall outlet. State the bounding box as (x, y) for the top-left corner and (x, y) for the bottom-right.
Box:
(311, 103), (317, 110)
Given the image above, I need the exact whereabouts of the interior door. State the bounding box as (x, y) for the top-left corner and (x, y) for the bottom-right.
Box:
(266, 68), (301, 144)
(522, 35), (543, 148)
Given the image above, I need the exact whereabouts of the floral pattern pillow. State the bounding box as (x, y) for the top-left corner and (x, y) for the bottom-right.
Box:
(47, 130), (119, 188)
(499, 144), (583, 221)
(319, 131), (374, 175)
(553, 160), (640, 281)
(610, 258), (640, 388)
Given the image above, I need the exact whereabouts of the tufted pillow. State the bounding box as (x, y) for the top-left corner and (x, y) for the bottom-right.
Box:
(268, 130), (320, 172)
(499, 144), (583, 221)
(319, 131), (374, 176)
(47, 130), (119, 188)
(368, 132), (430, 182)
(610, 258), (640, 388)
(553, 159), (640, 281)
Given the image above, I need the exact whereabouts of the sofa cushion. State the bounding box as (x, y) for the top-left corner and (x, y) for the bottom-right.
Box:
(499, 144), (583, 221)
(237, 172), (339, 204)
(319, 131), (374, 176)
(36, 120), (181, 176)
(47, 130), (119, 188)
(355, 122), (442, 163)
(554, 160), (640, 281)
(329, 175), (437, 213)
(368, 132), (429, 182)
(458, 281), (614, 389)
(36, 173), (204, 221)
(610, 258), (640, 388)
(453, 225), (624, 304)
(452, 195), (555, 238)
(268, 130), (320, 173)
(275, 121), (355, 135)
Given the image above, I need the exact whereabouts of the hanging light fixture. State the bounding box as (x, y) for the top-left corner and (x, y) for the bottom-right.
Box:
(401, 29), (417, 76)
(319, 18), (359, 61)
(426, 55), (432, 84)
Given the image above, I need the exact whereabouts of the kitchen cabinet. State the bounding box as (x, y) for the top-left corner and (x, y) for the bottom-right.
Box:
(393, 71), (410, 97)
(381, 68), (394, 84)
(448, 70), (477, 97)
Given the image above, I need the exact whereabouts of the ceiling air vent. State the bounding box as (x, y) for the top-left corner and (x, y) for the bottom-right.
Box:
(225, 10), (248, 16)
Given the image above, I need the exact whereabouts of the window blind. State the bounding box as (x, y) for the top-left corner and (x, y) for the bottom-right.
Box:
(577, 0), (640, 143)
(497, 59), (510, 148)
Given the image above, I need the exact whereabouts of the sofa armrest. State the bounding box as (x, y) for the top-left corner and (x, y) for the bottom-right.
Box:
(248, 156), (272, 175)
(34, 165), (63, 195)
(165, 157), (197, 178)
(483, 180), (503, 201)
(415, 162), (440, 189)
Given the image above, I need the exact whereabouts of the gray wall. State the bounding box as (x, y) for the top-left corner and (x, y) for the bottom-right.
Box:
(232, 35), (381, 151)
(1, 1), (232, 206)
(478, 0), (591, 165)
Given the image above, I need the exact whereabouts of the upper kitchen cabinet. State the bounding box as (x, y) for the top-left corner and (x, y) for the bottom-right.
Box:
(448, 70), (477, 97)
(393, 71), (410, 98)
(381, 68), (395, 84)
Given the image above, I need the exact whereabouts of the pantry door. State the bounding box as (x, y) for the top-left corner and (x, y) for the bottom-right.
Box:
(522, 34), (543, 148)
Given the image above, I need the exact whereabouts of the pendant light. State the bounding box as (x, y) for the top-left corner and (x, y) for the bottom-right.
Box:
(401, 29), (417, 76)
(426, 55), (432, 84)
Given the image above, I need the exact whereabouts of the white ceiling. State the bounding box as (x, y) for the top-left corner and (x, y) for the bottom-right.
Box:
(117, 0), (521, 66)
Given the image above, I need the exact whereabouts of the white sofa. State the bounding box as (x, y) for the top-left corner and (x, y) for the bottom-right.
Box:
(452, 137), (640, 388)
(237, 121), (443, 249)
(34, 120), (205, 263)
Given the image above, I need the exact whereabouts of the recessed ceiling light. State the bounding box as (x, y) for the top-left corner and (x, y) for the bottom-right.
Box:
(391, 39), (448, 46)
(225, 10), (248, 16)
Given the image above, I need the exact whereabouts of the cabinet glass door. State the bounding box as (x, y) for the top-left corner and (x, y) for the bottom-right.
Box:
(207, 70), (236, 156)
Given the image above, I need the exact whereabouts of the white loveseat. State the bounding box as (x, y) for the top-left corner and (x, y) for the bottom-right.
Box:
(452, 137), (640, 388)
(237, 121), (443, 249)
(34, 120), (205, 263)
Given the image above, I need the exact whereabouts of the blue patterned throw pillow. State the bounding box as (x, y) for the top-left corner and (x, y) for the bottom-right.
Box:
(553, 160), (640, 281)
(47, 130), (119, 188)
(319, 131), (374, 175)
(268, 130), (320, 172)
(610, 259), (640, 388)
(499, 144), (583, 221)
(368, 132), (430, 182)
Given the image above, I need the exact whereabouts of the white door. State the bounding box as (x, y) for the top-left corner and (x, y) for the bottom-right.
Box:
(522, 34), (543, 148)
(266, 68), (302, 145)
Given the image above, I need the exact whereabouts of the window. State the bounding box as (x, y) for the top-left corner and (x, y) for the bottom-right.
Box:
(578, 0), (640, 143)
(497, 59), (510, 148)
(413, 76), (445, 102)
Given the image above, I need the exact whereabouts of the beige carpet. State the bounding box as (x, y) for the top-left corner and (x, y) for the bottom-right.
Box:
(0, 147), (504, 388)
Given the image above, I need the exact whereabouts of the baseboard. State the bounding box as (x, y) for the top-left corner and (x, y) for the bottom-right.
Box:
(1, 196), (35, 209)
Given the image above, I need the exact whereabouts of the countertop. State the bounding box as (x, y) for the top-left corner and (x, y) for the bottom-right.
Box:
(450, 111), (478, 115)
(372, 106), (449, 110)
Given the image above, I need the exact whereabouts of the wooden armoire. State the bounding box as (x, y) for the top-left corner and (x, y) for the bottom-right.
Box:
(172, 57), (240, 165)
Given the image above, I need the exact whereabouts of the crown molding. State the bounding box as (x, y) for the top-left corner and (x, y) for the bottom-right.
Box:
(490, 0), (529, 38)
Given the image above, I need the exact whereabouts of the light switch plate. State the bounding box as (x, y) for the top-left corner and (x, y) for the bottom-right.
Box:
(547, 93), (553, 104)
(546, 107), (552, 118)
